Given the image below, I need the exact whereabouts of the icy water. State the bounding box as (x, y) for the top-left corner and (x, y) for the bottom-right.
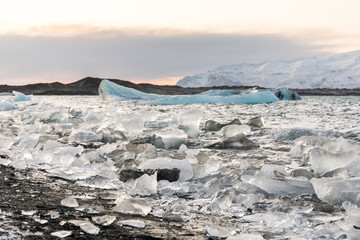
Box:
(1, 95), (360, 239)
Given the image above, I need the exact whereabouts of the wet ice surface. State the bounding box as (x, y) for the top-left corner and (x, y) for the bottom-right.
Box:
(1, 95), (360, 239)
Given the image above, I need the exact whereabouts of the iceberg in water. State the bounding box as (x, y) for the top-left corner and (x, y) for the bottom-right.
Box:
(98, 80), (300, 105)
(13, 91), (31, 101)
(0, 100), (17, 111)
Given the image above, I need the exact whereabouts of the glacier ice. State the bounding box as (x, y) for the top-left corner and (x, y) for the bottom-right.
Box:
(61, 197), (79, 208)
(12, 90), (31, 101)
(154, 128), (188, 149)
(92, 215), (116, 226)
(311, 177), (360, 206)
(113, 198), (151, 216)
(178, 109), (203, 138)
(221, 124), (251, 138)
(0, 100), (17, 111)
(98, 79), (289, 105)
(129, 173), (157, 196)
(80, 222), (100, 235)
(118, 219), (146, 228)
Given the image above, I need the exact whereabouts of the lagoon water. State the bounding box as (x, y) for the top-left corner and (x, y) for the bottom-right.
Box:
(1, 95), (360, 239)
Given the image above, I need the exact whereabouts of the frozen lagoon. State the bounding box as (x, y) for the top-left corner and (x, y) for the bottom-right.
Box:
(0, 94), (360, 239)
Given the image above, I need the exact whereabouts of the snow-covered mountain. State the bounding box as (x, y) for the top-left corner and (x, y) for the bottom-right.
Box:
(177, 50), (360, 89)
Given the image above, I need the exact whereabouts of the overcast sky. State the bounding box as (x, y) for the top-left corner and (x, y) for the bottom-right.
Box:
(1, 0), (360, 85)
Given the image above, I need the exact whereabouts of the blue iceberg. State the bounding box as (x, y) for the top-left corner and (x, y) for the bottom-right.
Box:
(98, 80), (300, 105)
(13, 91), (31, 101)
(0, 100), (17, 111)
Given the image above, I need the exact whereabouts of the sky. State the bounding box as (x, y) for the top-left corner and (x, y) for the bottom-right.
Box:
(1, 0), (360, 85)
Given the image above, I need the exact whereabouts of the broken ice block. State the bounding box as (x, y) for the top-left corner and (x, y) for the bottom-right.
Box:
(154, 128), (188, 149)
(205, 224), (233, 238)
(118, 219), (146, 228)
(80, 223), (100, 235)
(92, 215), (116, 226)
(311, 177), (360, 206)
(121, 115), (144, 139)
(50, 231), (72, 238)
(129, 173), (157, 196)
(210, 188), (234, 211)
(113, 198), (151, 216)
(178, 109), (203, 138)
(221, 124), (251, 138)
(247, 116), (264, 128)
(61, 197), (79, 208)
(309, 147), (357, 175)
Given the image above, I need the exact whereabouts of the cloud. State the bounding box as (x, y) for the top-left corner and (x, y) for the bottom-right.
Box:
(0, 28), (332, 85)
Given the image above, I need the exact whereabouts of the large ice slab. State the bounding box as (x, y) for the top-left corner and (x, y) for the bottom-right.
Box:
(0, 100), (17, 111)
(98, 79), (289, 105)
(311, 177), (360, 206)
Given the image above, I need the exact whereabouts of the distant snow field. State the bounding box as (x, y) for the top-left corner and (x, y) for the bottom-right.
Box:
(177, 50), (360, 89)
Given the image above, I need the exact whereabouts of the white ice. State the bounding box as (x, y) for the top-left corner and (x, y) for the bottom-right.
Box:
(178, 109), (203, 137)
(0, 100), (17, 111)
(12, 91), (31, 101)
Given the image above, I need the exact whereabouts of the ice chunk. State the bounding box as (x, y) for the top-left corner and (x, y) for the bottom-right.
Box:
(12, 91), (31, 101)
(205, 224), (234, 238)
(76, 175), (118, 189)
(99, 79), (282, 105)
(210, 188), (234, 211)
(227, 233), (264, 240)
(274, 88), (301, 100)
(311, 177), (360, 206)
(247, 116), (264, 128)
(154, 129), (188, 149)
(70, 130), (102, 143)
(178, 110), (203, 138)
(92, 215), (116, 226)
(113, 198), (151, 216)
(309, 147), (357, 175)
(241, 165), (314, 196)
(118, 219), (146, 228)
(83, 110), (100, 122)
(121, 115), (144, 139)
(0, 100), (17, 111)
(129, 173), (157, 196)
(61, 197), (79, 208)
(221, 124), (251, 138)
(80, 223), (100, 235)
(51, 231), (72, 238)
(138, 157), (193, 182)
(208, 134), (259, 150)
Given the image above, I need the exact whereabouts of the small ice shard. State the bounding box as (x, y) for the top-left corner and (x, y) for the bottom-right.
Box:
(121, 115), (144, 139)
(113, 199), (151, 216)
(221, 124), (251, 138)
(21, 210), (37, 216)
(310, 177), (360, 206)
(154, 128), (188, 149)
(47, 210), (60, 219)
(83, 110), (100, 122)
(194, 159), (222, 179)
(92, 215), (116, 226)
(274, 88), (301, 100)
(309, 147), (357, 175)
(80, 222), (100, 235)
(76, 175), (118, 189)
(138, 157), (193, 182)
(70, 130), (102, 143)
(12, 90), (31, 101)
(205, 224), (233, 238)
(61, 197), (79, 208)
(208, 133), (259, 150)
(129, 173), (157, 196)
(210, 188), (234, 211)
(275, 128), (317, 141)
(50, 231), (72, 238)
(118, 219), (146, 228)
(227, 233), (264, 240)
(178, 109), (203, 138)
(247, 116), (264, 128)
(205, 119), (241, 132)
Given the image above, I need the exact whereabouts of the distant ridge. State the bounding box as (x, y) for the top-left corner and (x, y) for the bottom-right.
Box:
(1, 77), (360, 96)
(177, 50), (360, 89)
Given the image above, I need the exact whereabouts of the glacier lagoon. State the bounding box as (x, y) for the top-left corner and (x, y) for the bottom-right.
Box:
(0, 94), (359, 239)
